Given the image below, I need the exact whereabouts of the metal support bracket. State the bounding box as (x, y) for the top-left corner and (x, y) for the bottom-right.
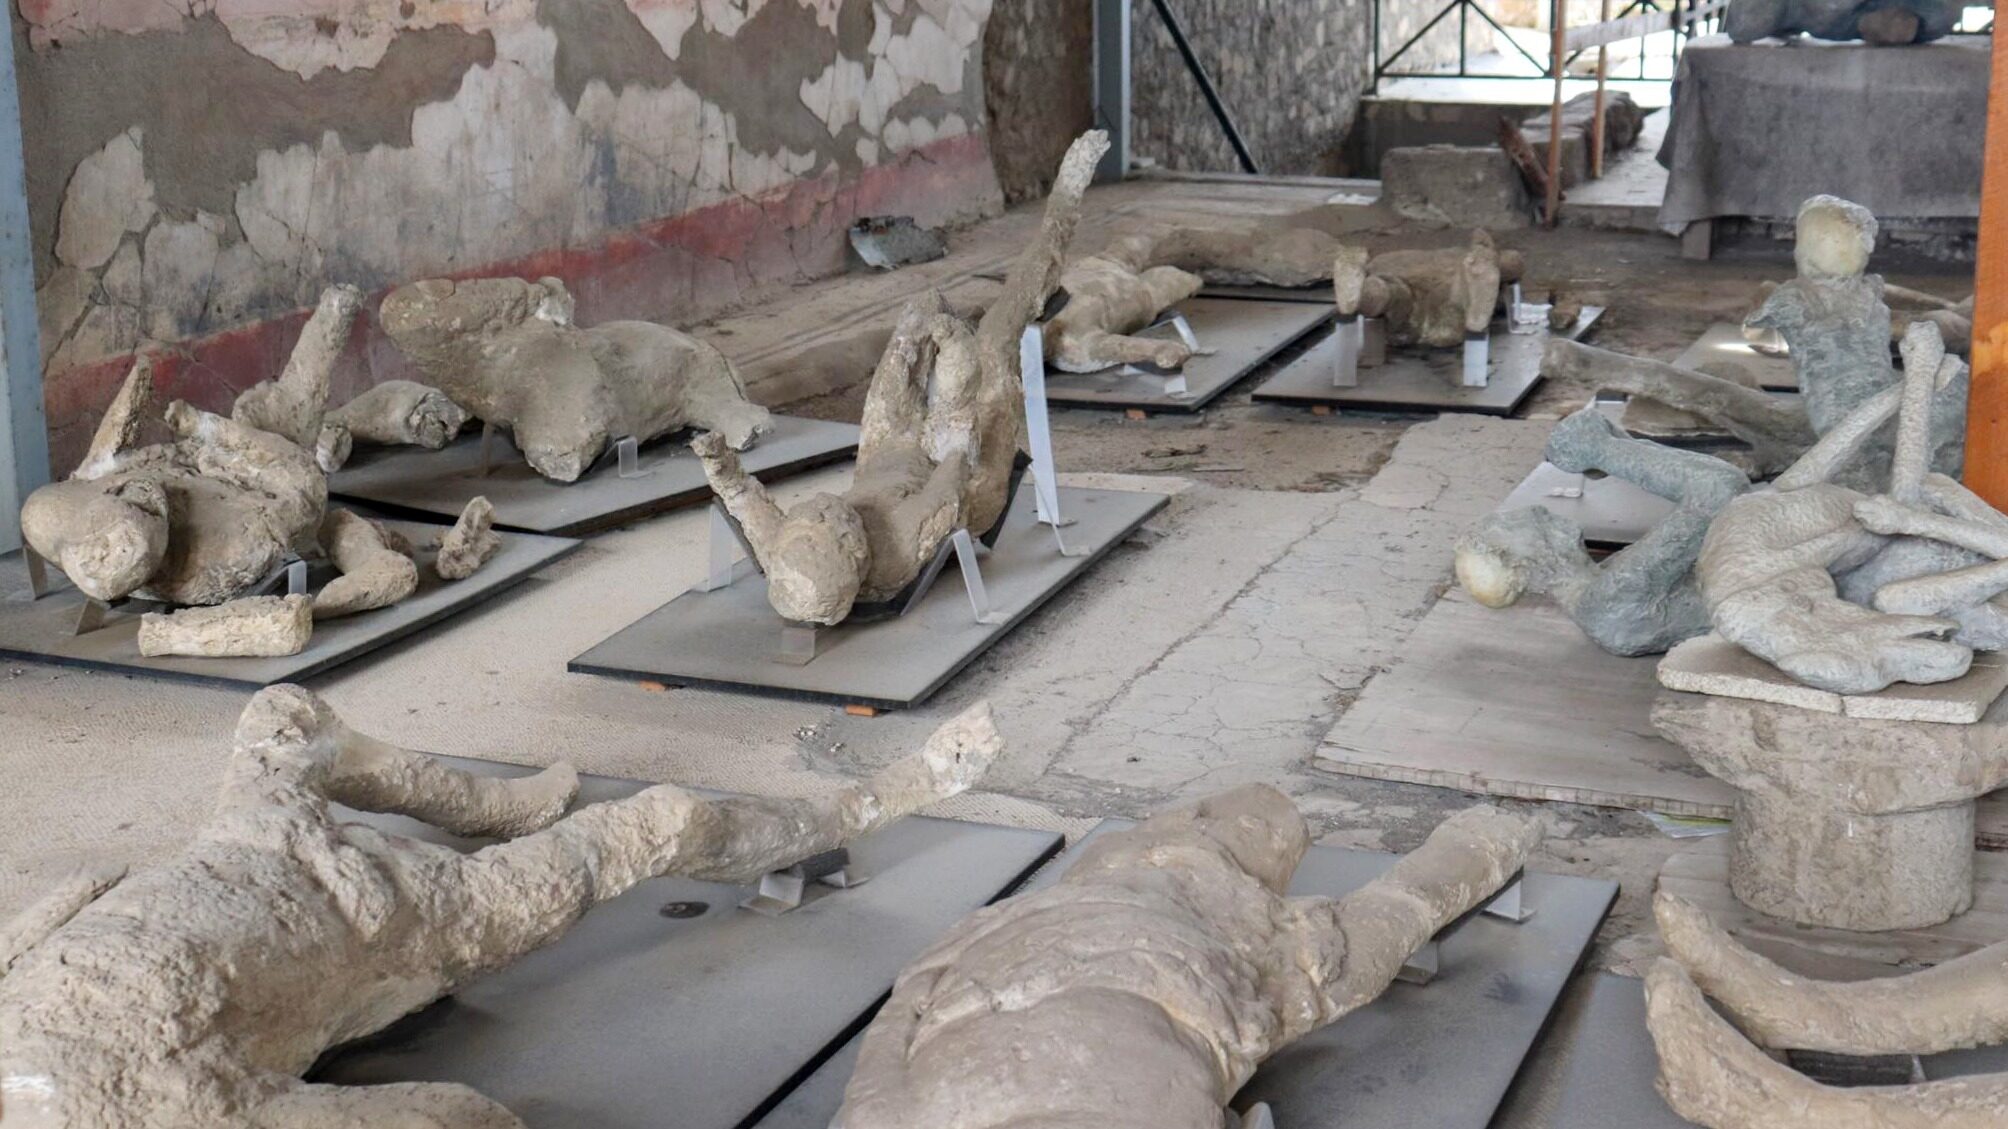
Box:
(699, 504), (760, 593)
(1112, 313), (1204, 400)
(21, 544), (50, 599)
(739, 847), (863, 916)
(1398, 874), (1535, 985)
(1506, 284), (1553, 336)
(1240, 1102), (1277, 1129)
(478, 422), (500, 478)
(948, 529), (1008, 625)
(72, 595), (132, 636)
(1332, 315), (1364, 389)
(1019, 328), (1085, 557)
(771, 526), (1007, 666)
(612, 436), (649, 480)
(251, 557), (309, 599)
(1461, 332), (1492, 388)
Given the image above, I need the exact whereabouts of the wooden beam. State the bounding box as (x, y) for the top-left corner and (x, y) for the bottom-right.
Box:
(1591, 0), (1612, 179)
(1562, 0), (1728, 50)
(1546, 0), (1566, 226)
(1966, 0), (2008, 507)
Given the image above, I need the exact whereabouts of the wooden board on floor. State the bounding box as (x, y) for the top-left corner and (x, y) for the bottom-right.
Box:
(1660, 837), (2008, 975)
(1314, 590), (2008, 845)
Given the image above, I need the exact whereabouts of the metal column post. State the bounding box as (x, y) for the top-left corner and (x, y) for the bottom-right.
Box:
(1092, 0), (1131, 183)
(0, 21), (46, 553)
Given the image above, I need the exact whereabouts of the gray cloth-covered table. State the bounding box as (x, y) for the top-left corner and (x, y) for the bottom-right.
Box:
(1656, 34), (1988, 231)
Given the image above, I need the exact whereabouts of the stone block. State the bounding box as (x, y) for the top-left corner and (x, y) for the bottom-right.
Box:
(1653, 687), (2008, 930)
(1380, 145), (1532, 230)
(1657, 633), (2008, 724)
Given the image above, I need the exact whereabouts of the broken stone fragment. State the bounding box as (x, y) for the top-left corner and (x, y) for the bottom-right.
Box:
(313, 510), (418, 620)
(137, 595), (313, 657)
(1380, 146), (1532, 230)
(435, 497), (502, 581)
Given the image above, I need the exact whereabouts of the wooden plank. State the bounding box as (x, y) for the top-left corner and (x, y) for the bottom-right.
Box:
(1591, 0), (1612, 180)
(1546, 1), (1566, 227)
(1315, 589), (2008, 846)
(1965, 0), (2008, 508)
(1316, 590), (1736, 818)
(1661, 837), (2008, 977)
(1562, 0), (1728, 50)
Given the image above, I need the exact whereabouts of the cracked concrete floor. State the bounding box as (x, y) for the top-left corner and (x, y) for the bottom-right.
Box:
(0, 180), (1977, 977)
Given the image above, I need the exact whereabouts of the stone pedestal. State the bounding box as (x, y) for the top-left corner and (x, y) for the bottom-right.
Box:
(1729, 790), (1973, 931)
(1652, 689), (2008, 931)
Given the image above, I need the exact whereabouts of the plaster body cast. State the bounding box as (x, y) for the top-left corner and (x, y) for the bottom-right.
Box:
(834, 787), (1540, 1129)
(381, 276), (772, 483)
(1332, 229), (1524, 349)
(0, 688), (1003, 1129)
(695, 131), (1110, 625)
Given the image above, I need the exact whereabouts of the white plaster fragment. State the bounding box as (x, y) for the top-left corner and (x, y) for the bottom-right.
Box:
(55, 129), (155, 271)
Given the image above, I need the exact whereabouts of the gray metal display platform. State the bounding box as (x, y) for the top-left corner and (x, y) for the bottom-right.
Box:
(1043, 298), (1331, 413)
(1251, 308), (1604, 417)
(971, 267), (1334, 307)
(314, 759), (1065, 1129)
(1491, 971), (2008, 1128)
(1497, 462), (1675, 551)
(756, 821), (1615, 1129)
(570, 486), (1167, 710)
(329, 415), (860, 536)
(1675, 321), (1797, 392)
(1206, 281), (1335, 304)
(0, 518), (576, 689)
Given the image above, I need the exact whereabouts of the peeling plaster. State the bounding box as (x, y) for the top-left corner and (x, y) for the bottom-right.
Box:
(23, 0), (872, 72)
(52, 128), (154, 270)
(26, 0), (999, 392)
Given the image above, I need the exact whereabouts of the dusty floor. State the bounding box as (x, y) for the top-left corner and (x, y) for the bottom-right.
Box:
(0, 174), (1976, 978)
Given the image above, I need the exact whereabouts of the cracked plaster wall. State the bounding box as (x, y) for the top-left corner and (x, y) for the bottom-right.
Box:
(1130, 0), (1485, 176)
(17, 0), (1003, 471)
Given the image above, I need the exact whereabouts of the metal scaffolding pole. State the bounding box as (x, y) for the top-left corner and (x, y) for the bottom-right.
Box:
(0, 21), (47, 553)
